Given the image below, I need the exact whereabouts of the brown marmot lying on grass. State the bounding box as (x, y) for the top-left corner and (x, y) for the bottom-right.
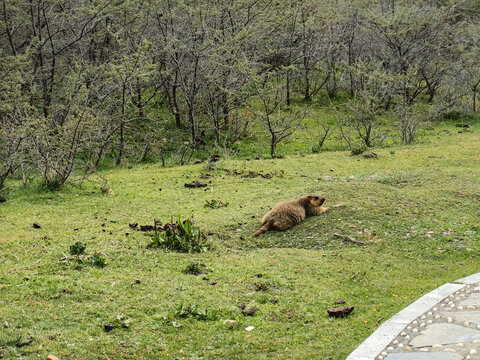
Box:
(253, 195), (328, 236)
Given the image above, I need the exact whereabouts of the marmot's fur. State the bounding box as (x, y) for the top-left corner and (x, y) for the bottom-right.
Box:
(253, 195), (328, 236)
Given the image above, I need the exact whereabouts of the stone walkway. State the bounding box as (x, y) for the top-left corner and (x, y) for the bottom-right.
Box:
(347, 273), (480, 360)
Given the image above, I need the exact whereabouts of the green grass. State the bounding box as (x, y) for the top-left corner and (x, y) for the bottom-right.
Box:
(1, 126), (480, 359)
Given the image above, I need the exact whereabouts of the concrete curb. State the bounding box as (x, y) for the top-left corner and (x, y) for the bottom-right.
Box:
(346, 273), (480, 360)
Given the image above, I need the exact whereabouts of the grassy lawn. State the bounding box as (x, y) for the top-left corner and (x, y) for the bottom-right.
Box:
(1, 126), (480, 359)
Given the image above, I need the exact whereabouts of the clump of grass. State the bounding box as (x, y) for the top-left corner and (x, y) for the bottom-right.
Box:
(170, 304), (218, 321)
(69, 241), (86, 256)
(87, 253), (107, 268)
(254, 282), (269, 291)
(183, 262), (207, 275)
(204, 199), (228, 209)
(148, 217), (208, 253)
(66, 242), (106, 268)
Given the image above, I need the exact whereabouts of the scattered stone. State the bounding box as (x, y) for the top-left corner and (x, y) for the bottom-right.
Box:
(447, 317), (453, 323)
(427, 320), (433, 324)
(245, 326), (255, 332)
(457, 306), (463, 310)
(335, 300), (346, 305)
(243, 307), (257, 316)
(470, 349), (478, 355)
(444, 349), (456, 352)
(412, 328), (419, 334)
(432, 344), (443, 349)
(420, 348), (428, 352)
(420, 323), (426, 327)
(405, 346), (412, 351)
(464, 321), (470, 327)
(3, 321), (9, 328)
(107, 188), (114, 196)
(467, 306), (476, 310)
(427, 312), (433, 316)
(327, 306), (354, 317)
(435, 315), (441, 320)
(455, 343), (463, 347)
(223, 319), (237, 325)
(139, 224), (155, 232)
(47, 356), (60, 360)
(393, 340), (398, 345)
(387, 346), (394, 351)
(433, 308), (438, 311)
(184, 181), (207, 188)
(33, 222), (41, 229)
(400, 332), (407, 336)
(104, 323), (115, 332)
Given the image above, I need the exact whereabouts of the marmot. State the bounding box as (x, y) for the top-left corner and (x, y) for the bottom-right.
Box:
(253, 194), (328, 236)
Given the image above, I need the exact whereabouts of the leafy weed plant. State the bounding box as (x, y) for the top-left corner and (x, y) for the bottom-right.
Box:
(204, 199), (229, 209)
(148, 217), (208, 253)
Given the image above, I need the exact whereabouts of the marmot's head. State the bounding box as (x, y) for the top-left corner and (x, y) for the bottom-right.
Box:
(307, 195), (325, 207)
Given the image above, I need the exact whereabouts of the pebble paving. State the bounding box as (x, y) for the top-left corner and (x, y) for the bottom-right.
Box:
(347, 273), (480, 360)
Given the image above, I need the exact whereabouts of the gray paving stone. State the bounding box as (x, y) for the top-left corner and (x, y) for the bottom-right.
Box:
(385, 353), (462, 360)
(455, 273), (480, 285)
(346, 283), (464, 360)
(409, 323), (480, 347)
(441, 310), (480, 324)
(458, 293), (480, 306)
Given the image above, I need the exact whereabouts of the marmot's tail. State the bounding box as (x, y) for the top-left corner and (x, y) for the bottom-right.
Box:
(253, 220), (273, 237)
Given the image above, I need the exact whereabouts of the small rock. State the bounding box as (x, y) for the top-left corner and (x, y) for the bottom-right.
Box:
(107, 188), (114, 196)
(412, 328), (419, 333)
(455, 343), (464, 347)
(381, 352), (388, 356)
(393, 340), (399, 345)
(223, 319), (237, 325)
(47, 356), (60, 360)
(432, 344), (443, 349)
(470, 349), (478, 355)
(447, 317), (453, 323)
(427, 320), (432, 324)
(327, 306), (354, 317)
(457, 306), (464, 310)
(444, 349), (456, 352)
(243, 307), (256, 316)
(400, 332), (407, 336)
(4, 321), (9, 328)
(420, 348), (428, 352)
(464, 321), (470, 326)
(420, 322), (426, 327)
(387, 347), (394, 351)
(405, 346), (412, 351)
(104, 323), (115, 332)
(335, 300), (346, 305)
(435, 315), (441, 320)
(33, 222), (41, 229)
(245, 326), (255, 332)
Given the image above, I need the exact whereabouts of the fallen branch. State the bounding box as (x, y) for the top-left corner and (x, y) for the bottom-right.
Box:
(334, 233), (366, 245)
